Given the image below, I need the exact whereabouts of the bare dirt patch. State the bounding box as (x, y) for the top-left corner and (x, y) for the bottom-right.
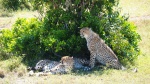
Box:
(129, 15), (150, 21)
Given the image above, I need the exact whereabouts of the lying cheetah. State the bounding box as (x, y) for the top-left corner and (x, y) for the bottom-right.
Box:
(60, 56), (90, 69)
(50, 56), (91, 74)
(80, 27), (125, 70)
(50, 64), (67, 74)
(28, 59), (60, 76)
(34, 59), (59, 72)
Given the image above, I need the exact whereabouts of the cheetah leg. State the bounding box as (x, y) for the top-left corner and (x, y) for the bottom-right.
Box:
(89, 53), (96, 69)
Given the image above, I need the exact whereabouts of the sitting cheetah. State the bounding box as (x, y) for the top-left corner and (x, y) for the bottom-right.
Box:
(50, 56), (91, 74)
(80, 27), (125, 70)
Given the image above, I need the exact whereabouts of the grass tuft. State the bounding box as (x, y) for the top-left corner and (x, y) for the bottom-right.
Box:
(0, 70), (5, 78)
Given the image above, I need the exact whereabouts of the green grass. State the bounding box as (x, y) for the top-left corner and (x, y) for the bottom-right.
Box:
(0, 0), (150, 84)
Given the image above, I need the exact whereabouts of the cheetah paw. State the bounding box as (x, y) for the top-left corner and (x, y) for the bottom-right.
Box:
(83, 67), (91, 71)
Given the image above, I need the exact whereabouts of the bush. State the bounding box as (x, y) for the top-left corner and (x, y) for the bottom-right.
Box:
(0, 18), (43, 65)
(0, 0), (141, 66)
(41, 0), (141, 66)
(0, 30), (12, 60)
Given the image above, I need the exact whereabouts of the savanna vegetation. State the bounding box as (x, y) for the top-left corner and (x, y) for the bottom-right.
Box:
(0, 0), (140, 66)
(0, 0), (150, 84)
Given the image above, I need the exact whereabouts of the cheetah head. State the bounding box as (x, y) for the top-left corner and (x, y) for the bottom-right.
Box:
(35, 60), (50, 71)
(35, 63), (44, 71)
(80, 27), (92, 39)
(60, 56), (74, 66)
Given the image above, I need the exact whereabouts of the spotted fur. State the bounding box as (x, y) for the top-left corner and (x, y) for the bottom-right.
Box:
(35, 60), (59, 72)
(80, 27), (124, 69)
(50, 56), (91, 74)
(50, 64), (67, 74)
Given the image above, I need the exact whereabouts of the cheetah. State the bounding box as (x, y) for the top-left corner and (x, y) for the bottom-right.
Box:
(50, 56), (74, 74)
(34, 59), (59, 72)
(60, 56), (91, 70)
(50, 64), (67, 74)
(28, 59), (60, 76)
(50, 56), (91, 74)
(80, 27), (125, 70)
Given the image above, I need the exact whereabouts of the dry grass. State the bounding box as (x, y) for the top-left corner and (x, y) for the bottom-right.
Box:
(0, 10), (38, 29)
(119, 0), (150, 18)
